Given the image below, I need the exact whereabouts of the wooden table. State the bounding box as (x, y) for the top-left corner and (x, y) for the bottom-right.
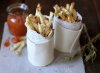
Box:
(0, 0), (100, 73)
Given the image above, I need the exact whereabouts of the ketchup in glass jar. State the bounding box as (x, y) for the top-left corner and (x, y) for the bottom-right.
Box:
(7, 3), (28, 36)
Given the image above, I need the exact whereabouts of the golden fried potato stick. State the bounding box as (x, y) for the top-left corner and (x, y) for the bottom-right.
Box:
(47, 12), (54, 28)
(37, 3), (42, 11)
(45, 28), (51, 37)
(32, 23), (39, 32)
(27, 14), (39, 32)
(35, 4), (42, 16)
(10, 42), (21, 51)
(15, 41), (25, 55)
(66, 4), (70, 11)
(69, 2), (75, 13)
(35, 4), (45, 24)
(47, 29), (53, 38)
(38, 23), (43, 34)
(29, 14), (33, 18)
(67, 16), (71, 23)
(32, 16), (39, 24)
(61, 7), (70, 15)
(49, 12), (54, 22)
(41, 23), (46, 35)
(29, 14), (39, 25)
(58, 11), (66, 20)
(72, 9), (77, 20)
(53, 4), (60, 16)
(26, 14), (33, 24)
(25, 16), (35, 30)
(38, 12), (45, 24)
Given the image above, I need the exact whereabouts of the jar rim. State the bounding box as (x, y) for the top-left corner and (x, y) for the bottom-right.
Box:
(7, 3), (28, 13)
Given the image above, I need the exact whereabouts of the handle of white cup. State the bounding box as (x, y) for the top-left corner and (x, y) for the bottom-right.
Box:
(70, 24), (83, 51)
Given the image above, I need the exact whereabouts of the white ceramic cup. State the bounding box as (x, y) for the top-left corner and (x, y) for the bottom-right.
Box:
(54, 13), (83, 53)
(26, 28), (54, 66)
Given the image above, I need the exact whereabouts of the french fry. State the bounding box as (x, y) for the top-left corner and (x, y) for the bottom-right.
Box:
(41, 23), (46, 29)
(69, 2), (75, 13)
(70, 15), (75, 22)
(29, 14), (33, 18)
(32, 23), (39, 32)
(32, 16), (39, 24)
(26, 16), (33, 24)
(25, 16), (34, 30)
(41, 23), (46, 35)
(10, 43), (20, 51)
(47, 29), (53, 38)
(38, 12), (45, 24)
(35, 9), (39, 17)
(26, 16), (29, 22)
(46, 12), (53, 28)
(67, 16), (72, 23)
(10, 41), (24, 51)
(66, 4), (70, 11)
(25, 22), (30, 29)
(58, 11), (66, 20)
(35, 4), (45, 24)
(53, 4), (60, 16)
(64, 17), (68, 22)
(45, 28), (51, 37)
(72, 9), (77, 20)
(38, 23), (43, 34)
(35, 3), (42, 16)
(26, 16), (32, 25)
(49, 12), (54, 22)
(47, 12), (53, 27)
(61, 7), (70, 15)
(25, 21), (34, 30)
(15, 41), (25, 55)
(37, 3), (42, 11)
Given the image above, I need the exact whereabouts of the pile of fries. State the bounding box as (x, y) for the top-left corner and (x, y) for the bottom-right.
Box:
(10, 36), (26, 55)
(53, 2), (80, 23)
(25, 4), (54, 38)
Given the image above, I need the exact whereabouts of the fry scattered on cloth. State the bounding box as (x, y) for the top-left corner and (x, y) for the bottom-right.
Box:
(10, 40), (26, 55)
(3, 36), (26, 56)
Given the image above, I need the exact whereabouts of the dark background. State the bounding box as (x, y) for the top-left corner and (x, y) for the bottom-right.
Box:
(0, 0), (100, 73)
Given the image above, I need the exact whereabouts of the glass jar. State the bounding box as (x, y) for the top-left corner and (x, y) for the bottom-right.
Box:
(7, 3), (28, 36)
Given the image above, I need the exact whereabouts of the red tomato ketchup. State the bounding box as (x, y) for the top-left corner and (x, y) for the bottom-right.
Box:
(4, 40), (10, 47)
(7, 3), (28, 36)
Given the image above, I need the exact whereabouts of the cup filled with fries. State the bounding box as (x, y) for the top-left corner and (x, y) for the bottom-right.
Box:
(25, 4), (54, 66)
(53, 2), (83, 53)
